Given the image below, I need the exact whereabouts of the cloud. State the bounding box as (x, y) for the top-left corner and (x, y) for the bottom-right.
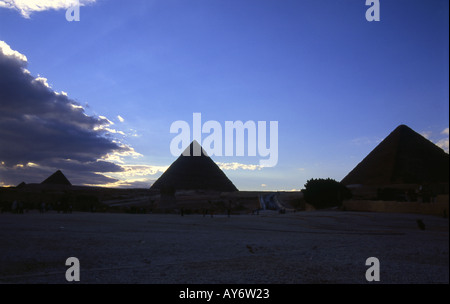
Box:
(0, 41), (27, 62)
(435, 127), (449, 153)
(436, 138), (449, 153)
(111, 165), (168, 178)
(421, 127), (449, 154)
(216, 162), (264, 171)
(0, 0), (96, 18)
(420, 131), (432, 140)
(101, 146), (143, 164)
(117, 115), (125, 123)
(85, 178), (156, 189)
(0, 40), (138, 186)
(86, 165), (168, 188)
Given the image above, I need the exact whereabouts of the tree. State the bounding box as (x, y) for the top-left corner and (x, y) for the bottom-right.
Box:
(302, 178), (352, 209)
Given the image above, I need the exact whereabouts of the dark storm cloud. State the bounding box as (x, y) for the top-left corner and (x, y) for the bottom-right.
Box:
(0, 41), (129, 186)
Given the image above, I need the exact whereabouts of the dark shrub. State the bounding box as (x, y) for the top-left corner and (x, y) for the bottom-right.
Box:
(302, 178), (352, 209)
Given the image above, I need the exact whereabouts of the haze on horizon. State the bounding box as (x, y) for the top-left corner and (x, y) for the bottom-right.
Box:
(0, 0), (448, 190)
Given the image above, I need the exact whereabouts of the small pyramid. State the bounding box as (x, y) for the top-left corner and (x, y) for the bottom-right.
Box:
(41, 170), (72, 186)
(150, 141), (238, 192)
(16, 181), (26, 188)
(341, 125), (449, 185)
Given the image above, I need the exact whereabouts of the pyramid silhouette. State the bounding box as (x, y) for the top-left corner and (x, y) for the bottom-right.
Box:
(150, 141), (238, 192)
(341, 125), (449, 186)
(41, 170), (72, 186)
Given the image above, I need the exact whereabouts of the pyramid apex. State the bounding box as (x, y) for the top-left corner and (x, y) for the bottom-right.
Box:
(181, 140), (209, 157)
(394, 124), (413, 132)
(396, 124), (410, 129)
(41, 170), (72, 186)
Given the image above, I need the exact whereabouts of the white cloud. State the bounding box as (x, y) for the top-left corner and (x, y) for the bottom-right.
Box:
(420, 131), (432, 140)
(436, 138), (449, 153)
(122, 165), (167, 176)
(429, 127), (449, 153)
(87, 165), (169, 188)
(13, 162), (39, 169)
(117, 115), (125, 123)
(101, 146), (143, 164)
(104, 127), (125, 136)
(0, 40), (27, 62)
(94, 115), (128, 136)
(32, 76), (50, 88)
(261, 184), (267, 188)
(217, 162), (263, 171)
(69, 103), (83, 109)
(98, 115), (114, 125)
(0, 0), (96, 18)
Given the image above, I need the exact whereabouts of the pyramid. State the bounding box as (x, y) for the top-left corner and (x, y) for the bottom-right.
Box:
(341, 125), (449, 186)
(150, 141), (238, 192)
(16, 181), (26, 188)
(41, 170), (72, 186)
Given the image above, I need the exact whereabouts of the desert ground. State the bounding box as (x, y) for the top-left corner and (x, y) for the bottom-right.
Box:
(0, 210), (448, 284)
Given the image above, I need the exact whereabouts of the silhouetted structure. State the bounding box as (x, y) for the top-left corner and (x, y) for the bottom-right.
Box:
(341, 125), (449, 186)
(16, 181), (26, 188)
(41, 170), (72, 186)
(150, 141), (238, 192)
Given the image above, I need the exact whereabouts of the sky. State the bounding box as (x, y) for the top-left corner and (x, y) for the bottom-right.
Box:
(0, 0), (448, 190)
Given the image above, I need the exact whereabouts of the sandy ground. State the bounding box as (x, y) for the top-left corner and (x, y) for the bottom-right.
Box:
(0, 210), (448, 284)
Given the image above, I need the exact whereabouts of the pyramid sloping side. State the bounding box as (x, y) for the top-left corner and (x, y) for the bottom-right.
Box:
(341, 125), (449, 185)
(16, 182), (26, 188)
(41, 170), (72, 186)
(150, 142), (238, 192)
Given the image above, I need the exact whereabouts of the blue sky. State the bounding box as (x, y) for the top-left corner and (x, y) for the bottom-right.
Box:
(0, 0), (448, 190)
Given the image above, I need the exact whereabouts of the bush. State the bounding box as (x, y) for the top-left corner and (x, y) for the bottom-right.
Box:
(302, 178), (352, 209)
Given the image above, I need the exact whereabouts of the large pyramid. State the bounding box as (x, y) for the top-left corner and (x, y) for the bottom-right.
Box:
(341, 125), (449, 186)
(150, 141), (238, 192)
(41, 170), (72, 186)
